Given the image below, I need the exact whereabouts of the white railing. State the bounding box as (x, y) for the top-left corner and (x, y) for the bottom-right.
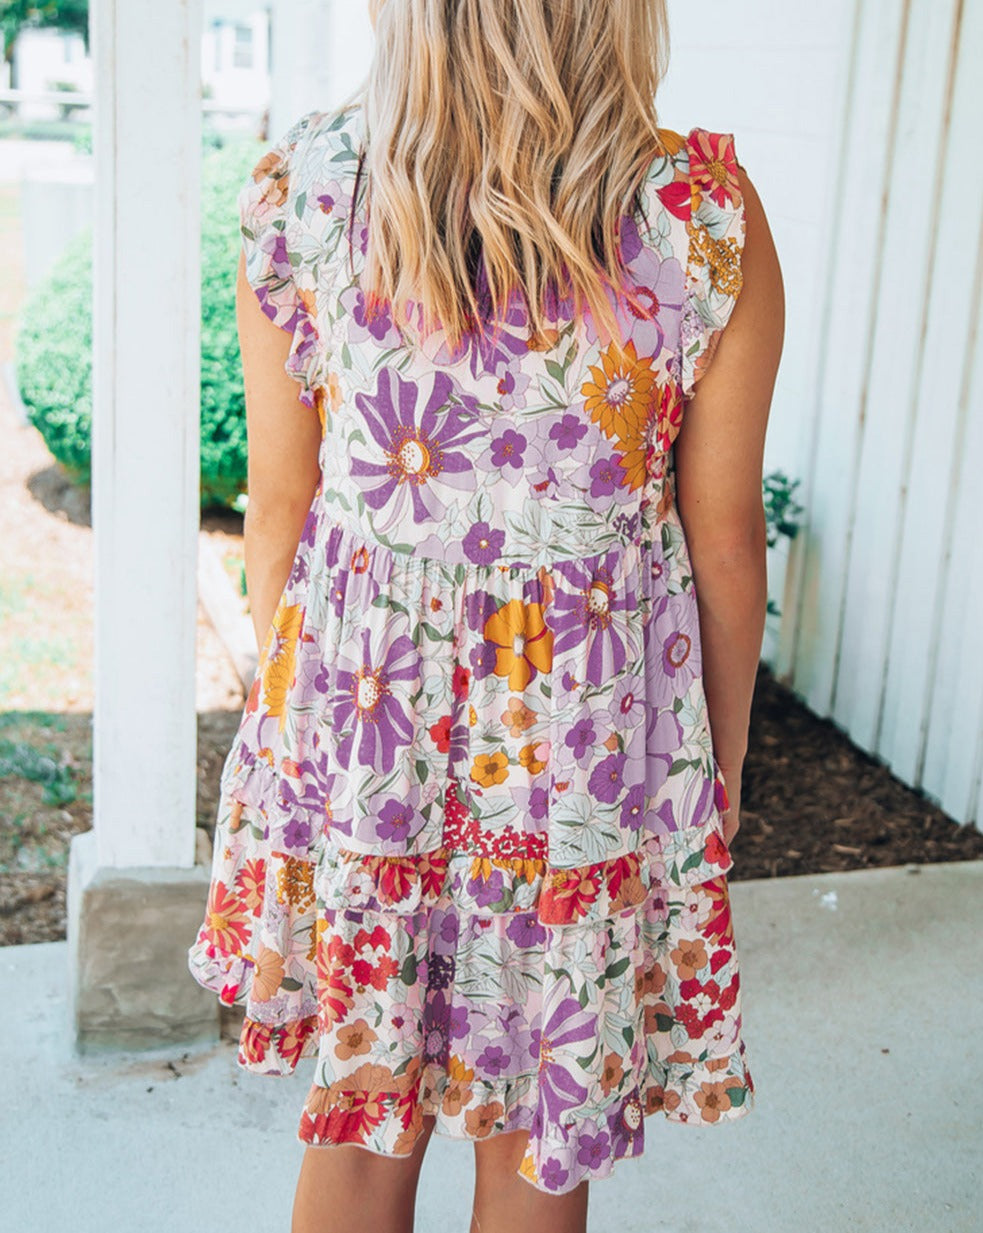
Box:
(0, 87), (263, 116)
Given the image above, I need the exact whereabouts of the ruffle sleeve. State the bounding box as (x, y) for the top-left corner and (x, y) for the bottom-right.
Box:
(679, 129), (747, 399)
(238, 109), (323, 411)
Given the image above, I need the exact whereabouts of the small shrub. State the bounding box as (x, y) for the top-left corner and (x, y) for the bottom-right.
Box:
(15, 140), (261, 510)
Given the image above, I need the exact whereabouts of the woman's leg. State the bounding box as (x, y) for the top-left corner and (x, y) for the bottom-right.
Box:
(470, 1129), (589, 1233)
(291, 1114), (437, 1233)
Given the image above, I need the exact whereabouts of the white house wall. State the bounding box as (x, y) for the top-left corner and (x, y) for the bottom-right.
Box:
(662, 1), (982, 826)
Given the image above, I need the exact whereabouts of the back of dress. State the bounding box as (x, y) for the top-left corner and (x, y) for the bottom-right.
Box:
(189, 102), (754, 1193)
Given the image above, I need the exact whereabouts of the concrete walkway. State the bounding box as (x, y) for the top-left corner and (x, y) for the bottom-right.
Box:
(4, 861), (981, 1232)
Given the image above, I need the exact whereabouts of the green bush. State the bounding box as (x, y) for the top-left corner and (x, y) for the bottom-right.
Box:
(15, 140), (261, 510)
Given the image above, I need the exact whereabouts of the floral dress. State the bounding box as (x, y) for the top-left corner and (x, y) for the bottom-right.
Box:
(188, 103), (755, 1195)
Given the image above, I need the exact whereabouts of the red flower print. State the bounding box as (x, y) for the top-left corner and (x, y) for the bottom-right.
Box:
(429, 714), (452, 752)
(688, 130), (741, 210)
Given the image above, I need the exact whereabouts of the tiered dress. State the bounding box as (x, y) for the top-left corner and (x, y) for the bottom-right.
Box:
(188, 102), (755, 1195)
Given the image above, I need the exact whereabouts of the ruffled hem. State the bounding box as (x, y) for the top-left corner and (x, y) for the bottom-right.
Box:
(189, 770), (755, 1195)
(294, 1040), (754, 1196)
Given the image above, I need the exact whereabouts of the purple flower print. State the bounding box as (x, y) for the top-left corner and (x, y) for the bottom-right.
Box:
(357, 791), (426, 850)
(535, 996), (594, 1122)
(332, 625), (420, 773)
(468, 867), (506, 909)
(527, 461), (563, 501)
(282, 815), (313, 850)
(488, 428), (528, 472)
(645, 591), (702, 705)
(300, 508), (318, 549)
(448, 1004), (471, 1040)
(539, 1158), (570, 1192)
(645, 705), (683, 772)
(434, 277), (532, 378)
(496, 367), (532, 412)
(436, 908), (459, 946)
(427, 952), (455, 992)
(315, 179), (352, 221)
(423, 989), (451, 1064)
(265, 231), (293, 281)
(476, 1044), (512, 1076)
(351, 369), (484, 532)
(349, 287), (402, 346)
(588, 215), (684, 359)
(565, 718), (596, 764)
(551, 554), (639, 686)
(619, 782), (646, 831)
(607, 675), (646, 730)
(462, 520), (506, 566)
(548, 413), (588, 454)
(575, 1130), (611, 1169)
(506, 912), (547, 947)
(588, 752), (626, 804)
(588, 455), (627, 499)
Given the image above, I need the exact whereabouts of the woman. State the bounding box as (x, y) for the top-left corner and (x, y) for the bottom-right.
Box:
(189, 2), (784, 1231)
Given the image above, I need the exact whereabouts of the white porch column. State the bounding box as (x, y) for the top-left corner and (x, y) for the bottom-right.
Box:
(269, 0), (375, 138)
(68, 0), (217, 1052)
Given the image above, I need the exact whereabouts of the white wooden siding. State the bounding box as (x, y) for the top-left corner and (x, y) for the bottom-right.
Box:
(665, 0), (983, 826)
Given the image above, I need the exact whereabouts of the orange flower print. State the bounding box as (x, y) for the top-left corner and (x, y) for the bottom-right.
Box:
(334, 1018), (379, 1061)
(327, 371), (343, 413)
(441, 1055), (476, 1117)
(203, 880), (251, 955)
(470, 751), (510, 788)
(518, 741), (548, 775)
(581, 339), (657, 443)
(464, 1100), (505, 1138)
(645, 1084), (682, 1115)
(484, 598), (554, 690)
(615, 437), (648, 493)
(688, 129), (741, 210)
(501, 696), (536, 736)
(258, 601), (304, 730)
(599, 1052), (625, 1097)
(656, 127), (686, 158)
(670, 937), (709, 980)
(694, 1080), (734, 1123)
(275, 854), (315, 912)
(250, 149), (289, 206)
(250, 944), (286, 1002)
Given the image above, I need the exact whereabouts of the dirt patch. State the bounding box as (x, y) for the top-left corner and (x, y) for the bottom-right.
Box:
(732, 662), (983, 880)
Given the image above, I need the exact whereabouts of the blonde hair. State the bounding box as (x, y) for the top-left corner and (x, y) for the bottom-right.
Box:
(349, 0), (671, 352)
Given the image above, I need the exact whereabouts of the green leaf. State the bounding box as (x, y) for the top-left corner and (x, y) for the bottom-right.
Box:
(415, 758), (429, 784)
(544, 359), (565, 384)
(680, 850), (704, 873)
(279, 977), (304, 992)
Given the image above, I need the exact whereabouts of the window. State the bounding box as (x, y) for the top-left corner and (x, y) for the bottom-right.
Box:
(233, 24), (254, 70)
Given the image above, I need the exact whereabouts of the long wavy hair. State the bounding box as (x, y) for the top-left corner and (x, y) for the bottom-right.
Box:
(350, 0), (671, 351)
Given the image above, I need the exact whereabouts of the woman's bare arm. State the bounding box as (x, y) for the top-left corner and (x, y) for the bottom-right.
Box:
(236, 249), (322, 650)
(673, 167), (785, 842)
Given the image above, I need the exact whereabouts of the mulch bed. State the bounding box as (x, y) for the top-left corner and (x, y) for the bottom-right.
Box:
(730, 662), (983, 879)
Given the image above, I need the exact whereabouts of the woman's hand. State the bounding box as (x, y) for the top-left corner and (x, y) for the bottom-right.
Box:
(719, 762), (743, 848)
